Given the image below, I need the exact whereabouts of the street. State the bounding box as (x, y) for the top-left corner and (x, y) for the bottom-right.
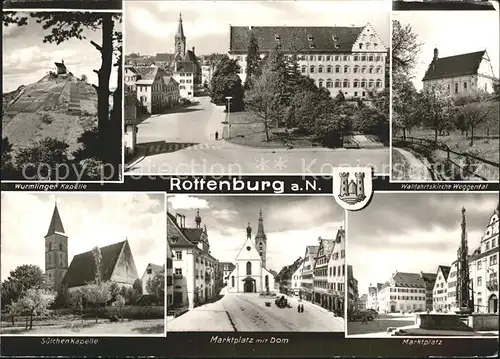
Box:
(167, 293), (344, 332)
(127, 97), (390, 174)
(347, 313), (415, 336)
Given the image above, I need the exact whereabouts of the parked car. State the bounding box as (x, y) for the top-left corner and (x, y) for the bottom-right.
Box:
(348, 310), (375, 321)
(366, 308), (379, 317)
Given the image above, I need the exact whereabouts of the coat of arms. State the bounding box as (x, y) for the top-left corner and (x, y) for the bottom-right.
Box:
(332, 167), (373, 211)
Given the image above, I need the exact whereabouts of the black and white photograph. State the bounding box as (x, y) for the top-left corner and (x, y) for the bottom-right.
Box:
(3, 0), (122, 10)
(166, 195), (346, 332)
(391, 11), (500, 181)
(0, 192), (166, 336)
(2, 12), (123, 181)
(393, 0), (496, 11)
(124, 1), (390, 175)
(346, 192), (499, 337)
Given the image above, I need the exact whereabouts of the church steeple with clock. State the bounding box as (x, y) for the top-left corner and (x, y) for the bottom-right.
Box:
(174, 13), (186, 59)
(44, 201), (69, 293)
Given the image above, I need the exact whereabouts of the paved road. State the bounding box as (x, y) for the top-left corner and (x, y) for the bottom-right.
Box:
(168, 293), (344, 332)
(347, 313), (415, 336)
(129, 97), (390, 174)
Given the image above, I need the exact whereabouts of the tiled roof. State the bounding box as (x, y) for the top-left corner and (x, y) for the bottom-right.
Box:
(423, 50), (485, 81)
(45, 204), (65, 237)
(167, 212), (195, 248)
(54, 62), (66, 68)
(306, 245), (319, 255)
(421, 272), (437, 289)
(321, 239), (336, 258)
(229, 26), (365, 53)
(62, 241), (127, 288)
(182, 228), (204, 244)
(156, 53), (175, 62)
(146, 263), (164, 273)
(163, 76), (178, 86)
(135, 66), (157, 79)
(176, 61), (197, 73)
(392, 272), (426, 288)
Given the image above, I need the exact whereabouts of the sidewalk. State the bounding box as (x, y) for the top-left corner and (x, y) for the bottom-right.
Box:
(125, 145), (148, 171)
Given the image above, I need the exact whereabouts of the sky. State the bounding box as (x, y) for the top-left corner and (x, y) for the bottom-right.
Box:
(2, 12), (121, 93)
(348, 192), (499, 296)
(167, 195), (344, 272)
(1, 192), (166, 281)
(125, 1), (390, 56)
(393, 11), (500, 90)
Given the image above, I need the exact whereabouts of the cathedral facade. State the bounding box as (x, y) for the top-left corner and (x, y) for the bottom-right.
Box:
(227, 211), (275, 294)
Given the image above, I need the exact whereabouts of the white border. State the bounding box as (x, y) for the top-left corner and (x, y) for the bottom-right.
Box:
(0, 191), (167, 338)
(165, 193), (346, 333)
(344, 189), (499, 339)
(1, 10), (125, 184)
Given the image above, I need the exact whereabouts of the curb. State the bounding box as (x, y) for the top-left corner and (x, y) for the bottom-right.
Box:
(125, 147), (148, 172)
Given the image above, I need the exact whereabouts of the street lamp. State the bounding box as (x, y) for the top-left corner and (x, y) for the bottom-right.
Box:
(225, 96), (233, 139)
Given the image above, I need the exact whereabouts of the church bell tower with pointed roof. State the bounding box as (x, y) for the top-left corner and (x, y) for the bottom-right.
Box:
(45, 201), (69, 293)
(174, 13), (186, 59)
(254, 210), (267, 268)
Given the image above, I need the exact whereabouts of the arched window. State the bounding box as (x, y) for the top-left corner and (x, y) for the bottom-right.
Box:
(361, 66), (366, 73)
(344, 65), (349, 73)
(353, 65), (359, 74)
(318, 65), (324, 73)
(361, 79), (367, 88)
(369, 66), (374, 74)
(376, 79), (382, 88)
(376, 66), (382, 74)
(301, 65), (306, 74)
(374, 43), (378, 48)
(343, 79), (350, 88)
(366, 43), (370, 49)
(327, 65), (333, 73)
(361, 55), (366, 62)
(335, 65), (341, 73)
(326, 79), (333, 88)
(335, 80), (341, 88)
(354, 79), (360, 88)
(368, 55), (374, 62)
(246, 261), (252, 275)
(368, 79), (374, 88)
(231, 276), (235, 287)
(318, 79), (324, 87)
(359, 44), (363, 49)
(354, 55), (359, 61)
(310, 65), (315, 73)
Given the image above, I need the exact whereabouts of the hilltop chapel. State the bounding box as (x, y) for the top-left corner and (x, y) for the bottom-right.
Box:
(227, 210), (275, 293)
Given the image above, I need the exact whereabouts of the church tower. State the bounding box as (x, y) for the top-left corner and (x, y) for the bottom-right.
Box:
(174, 13), (186, 59)
(254, 210), (267, 268)
(44, 202), (68, 293)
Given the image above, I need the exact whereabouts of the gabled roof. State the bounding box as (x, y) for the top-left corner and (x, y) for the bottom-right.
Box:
(54, 62), (66, 68)
(163, 76), (178, 86)
(145, 263), (164, 273)
(423, 50), (486, 81)
(176, 61), (197, 73)
(421, 272), (437, 289)
(305, 245), (319, 255)
(45, 204), (66, 237)
(62, 240), (128, 288)
(220, 262), (236, 271)
(229, 26), (365, 53)
(392, 272), (426, 288)
(167, 212), (195, 248)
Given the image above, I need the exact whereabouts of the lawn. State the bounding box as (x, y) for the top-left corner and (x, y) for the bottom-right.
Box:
(227, 111), (320, 149)
(1, 316), (164, 335)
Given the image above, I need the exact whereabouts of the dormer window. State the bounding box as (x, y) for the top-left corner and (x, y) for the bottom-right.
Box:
(171, 236), (178, 243)
(308, 35), (313, 41)
(332, 36), (338, 42)
(334, 44), (339, 49)
(309, 43), (315, 48)
(275, 34), (280, 41)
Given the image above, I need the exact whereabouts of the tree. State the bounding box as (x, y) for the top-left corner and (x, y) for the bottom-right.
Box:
(108, 282), (120, 301)
(1, 265), (48, 308)
(53, 284), (70, 308)
(18, 288), (56, 330)
(6, 300), (24, 326)
(209, 55), (244, 110)
(417, 88), (456, 142)
(132, 278), (143, 295)
(244, 32), (261, 90)
(1, 137), (16, 178)
(79, 282), (111, 323)
(81, 74), (88, 82)
(454, 94), (492, 146)
(392, 74), (419, 139)
(392, 20), (423, 77)
(244, 61), (287, 141)
(115, 294), (126, 322)
(14, 137), (70, 180)
(146, 271), (165, 305)
(92, 246), (103, 284)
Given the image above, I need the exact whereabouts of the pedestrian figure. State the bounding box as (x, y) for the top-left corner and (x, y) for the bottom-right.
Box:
(300, 304), (304, 313)
(362, 311), (368, 324)
(297, 304), (301, 313)
(215, 131), (219, 140)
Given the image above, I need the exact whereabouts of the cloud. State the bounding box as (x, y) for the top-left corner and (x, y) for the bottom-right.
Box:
(167, 195), (210, 210)
(212, 209), (239, 220)
(1, 193), (166, 281)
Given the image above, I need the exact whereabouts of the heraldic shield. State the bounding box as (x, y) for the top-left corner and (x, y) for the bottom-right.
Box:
(332, 167), (373, 211)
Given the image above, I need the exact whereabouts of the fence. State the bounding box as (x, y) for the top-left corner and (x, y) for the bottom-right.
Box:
(393, 135), (499, 181)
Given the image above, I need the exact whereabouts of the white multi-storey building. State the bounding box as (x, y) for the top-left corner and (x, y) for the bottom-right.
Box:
(328, 228), (346, 313)
(432, 265), (451, 311)
(378, 272), (427, 313)
(301, 245), (319, 302)
(291, 261), (304, 294)
(228, 23), (387, 99)
(167, 211), (218, 309)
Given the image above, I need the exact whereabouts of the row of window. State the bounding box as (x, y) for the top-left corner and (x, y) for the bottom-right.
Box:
(303, 64), (383, 75)
(235, 53), (384, 63)
(331, 250), (345, 260)
(317, 78), (383, 89)
(179, 79), (192, 84)
(476, 253), (498, 269)
(389, 288), (426, 293)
